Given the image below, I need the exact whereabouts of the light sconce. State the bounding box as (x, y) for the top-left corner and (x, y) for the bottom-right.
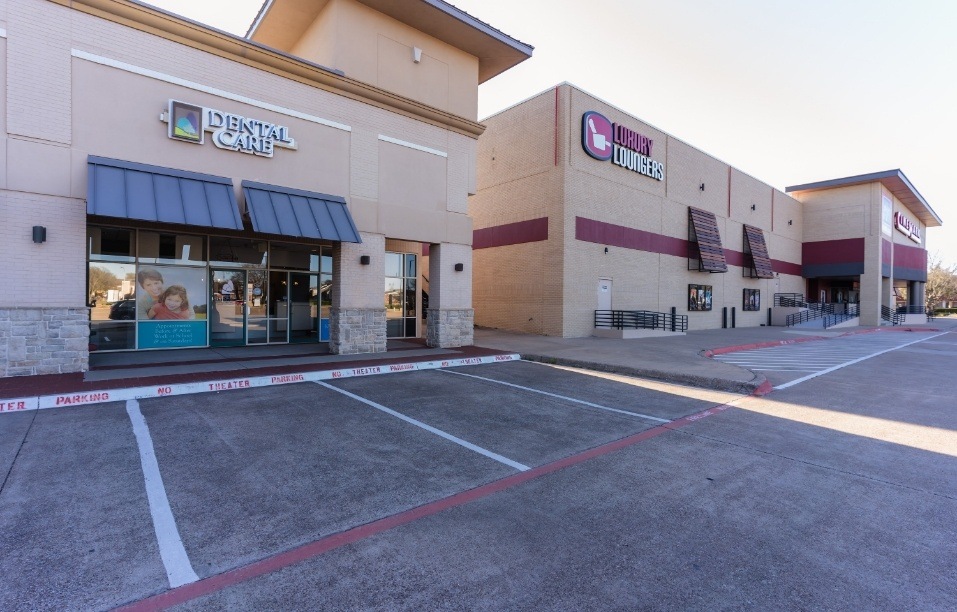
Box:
(750, 204), (756, 211)
(604, 247), (609, 254)
(32, 226), (47, 244)
(454, 263), (464, 272)
(699, 183), (705, 191)
(788, 219), (793, 226)
(413, 47), (422, 63)
(360, 255), (371, 265)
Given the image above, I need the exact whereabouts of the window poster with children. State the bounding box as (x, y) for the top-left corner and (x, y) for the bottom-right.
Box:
(135, 265), (208, 348)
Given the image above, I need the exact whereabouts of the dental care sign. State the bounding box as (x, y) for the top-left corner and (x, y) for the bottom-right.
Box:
(582, 111), (664, 181)
(164, 100), (297, 158)
(894, 211), (921, 243)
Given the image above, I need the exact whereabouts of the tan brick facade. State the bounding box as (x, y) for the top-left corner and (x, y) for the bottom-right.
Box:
(470, 83), (868, 337)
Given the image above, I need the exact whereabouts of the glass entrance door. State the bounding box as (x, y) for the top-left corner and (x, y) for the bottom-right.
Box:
(268, 270), (290, 343)
(210, 269), (246, 346)
(289, 272), (319, 343)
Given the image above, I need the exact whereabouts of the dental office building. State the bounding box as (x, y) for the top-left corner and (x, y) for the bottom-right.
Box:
(470, 83), (941, 336)
(0, 0), (531, 378)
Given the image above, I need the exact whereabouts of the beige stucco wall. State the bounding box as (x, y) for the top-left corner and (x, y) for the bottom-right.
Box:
(288, 0), (479, 120)
(1, 0), (476, 313)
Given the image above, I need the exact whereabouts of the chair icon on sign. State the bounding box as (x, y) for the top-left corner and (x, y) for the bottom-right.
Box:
(589, 117), (608, 151)
(582, 111), (613, 161)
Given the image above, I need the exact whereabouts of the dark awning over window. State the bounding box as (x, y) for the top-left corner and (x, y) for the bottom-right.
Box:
(688, 207), (727, 273)
(241, 181), (361, 243)
(743, 225), (775, 278)
(87, 156), (243, 230)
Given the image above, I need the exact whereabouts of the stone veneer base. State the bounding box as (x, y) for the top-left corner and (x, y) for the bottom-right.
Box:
(330, 307), (387, 355)
(0, 307), (90, 377)
(426, 308), (474, 348)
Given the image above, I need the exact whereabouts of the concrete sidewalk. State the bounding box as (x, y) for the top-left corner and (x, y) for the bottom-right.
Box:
(2, 320), (952, 403)
(472, 320), (956, 394)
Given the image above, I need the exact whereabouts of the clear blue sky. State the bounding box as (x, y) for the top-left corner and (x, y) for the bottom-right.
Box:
(146, 0), (957, 267)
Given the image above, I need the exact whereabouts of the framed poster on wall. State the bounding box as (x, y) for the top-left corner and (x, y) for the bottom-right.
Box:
(688, 284), (712, 311)
(743, 288), (761, 311)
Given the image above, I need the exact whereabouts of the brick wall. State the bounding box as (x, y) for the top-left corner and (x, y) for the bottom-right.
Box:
(472, 83), (807, 337)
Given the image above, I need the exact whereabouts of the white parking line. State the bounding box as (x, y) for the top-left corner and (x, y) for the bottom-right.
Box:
(315, 381), (530, 472)
(774, 332), (948, 390)
(439, 368), (671, 424)
(126, 400), (199, 588)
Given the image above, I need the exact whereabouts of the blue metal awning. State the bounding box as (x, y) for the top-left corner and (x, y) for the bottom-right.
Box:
(241, 181), (361, 243)
(87, 156), (244, 230)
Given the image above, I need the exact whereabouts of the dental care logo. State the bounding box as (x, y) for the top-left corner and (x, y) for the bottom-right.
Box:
(165, 100), (297, 158)
(581, 111), (664, 181)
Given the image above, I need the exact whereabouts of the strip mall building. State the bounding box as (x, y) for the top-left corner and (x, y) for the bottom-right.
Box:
(470, 84), (941, 337)
(0, 0), (531, 378)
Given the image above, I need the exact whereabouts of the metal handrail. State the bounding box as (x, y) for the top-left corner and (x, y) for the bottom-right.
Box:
(895, 304), (925, 314)
(822, 304), (860, 328)
(594, 310), (688, 332)
(881, 305), (903, 325)
(774, 293), (806, 307)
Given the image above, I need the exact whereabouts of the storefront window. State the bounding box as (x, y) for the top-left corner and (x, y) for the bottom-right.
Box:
(139, 231), (206, 265)
(87, 226), (335, 351)
(88, 227), (134, 262)
(135, 264), (208, 349)
(320, 252), (333, 341)
(385, 252), (417, 338)
(88, 262), (136, 351)
(270, 242), (319, 271)
(209, 237), (268, 268)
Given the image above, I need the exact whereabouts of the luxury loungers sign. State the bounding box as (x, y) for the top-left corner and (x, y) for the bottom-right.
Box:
(164, 100), (297, 158)
(894, 211), (922, 243)
(581, 111), (664, 181)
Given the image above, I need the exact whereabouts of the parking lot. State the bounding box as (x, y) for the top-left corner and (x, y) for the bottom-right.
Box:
(0, 360), (742, 610)
(2, 330), (956, 611)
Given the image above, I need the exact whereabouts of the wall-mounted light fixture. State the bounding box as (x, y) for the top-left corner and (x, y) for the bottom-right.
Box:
(360, 255), (371, 265)
(32, 226), (47, 244)
(699, 183), (705, 191)
(750, 204), (756, 211)
(454, 263), (464, 272)
(788, 219), (793, 226)
(413, 47), (422, 63)
(604, 247), (609, 254)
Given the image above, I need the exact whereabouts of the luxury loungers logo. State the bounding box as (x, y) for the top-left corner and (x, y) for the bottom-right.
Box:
(165, 100), (297, 158)
(581, 111), (664, 181)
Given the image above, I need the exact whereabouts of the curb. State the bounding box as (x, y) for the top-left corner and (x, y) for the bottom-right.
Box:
(0, 354), (522, 415)
(518, 353), (765, 396)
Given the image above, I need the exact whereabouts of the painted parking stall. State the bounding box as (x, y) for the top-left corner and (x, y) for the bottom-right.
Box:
(0, 354), (520, 415)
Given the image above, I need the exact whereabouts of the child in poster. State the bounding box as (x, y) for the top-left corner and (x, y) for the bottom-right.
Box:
(148, 285), (192, 320)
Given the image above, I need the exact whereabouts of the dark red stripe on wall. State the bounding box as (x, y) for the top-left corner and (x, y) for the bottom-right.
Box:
(725, 250), (746, 267)
(473, 217), (549, 250)
(802, 238), (865, 266)
(893, 242), (927, 270)
(576, 217), (686, 257)
(772, 259), (802, 276)
(881, 238), (892, 263)
(575, 217), (802, 276)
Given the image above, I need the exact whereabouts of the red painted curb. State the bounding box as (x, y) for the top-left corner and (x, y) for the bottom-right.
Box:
(751, 380), (774, 396)
(115, 402), (734, 611)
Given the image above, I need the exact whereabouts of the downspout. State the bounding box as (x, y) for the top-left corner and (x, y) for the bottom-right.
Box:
(554, 86), (560, 166)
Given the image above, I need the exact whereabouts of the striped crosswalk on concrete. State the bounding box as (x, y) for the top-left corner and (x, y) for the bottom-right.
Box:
(713, 331), (947, 388)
